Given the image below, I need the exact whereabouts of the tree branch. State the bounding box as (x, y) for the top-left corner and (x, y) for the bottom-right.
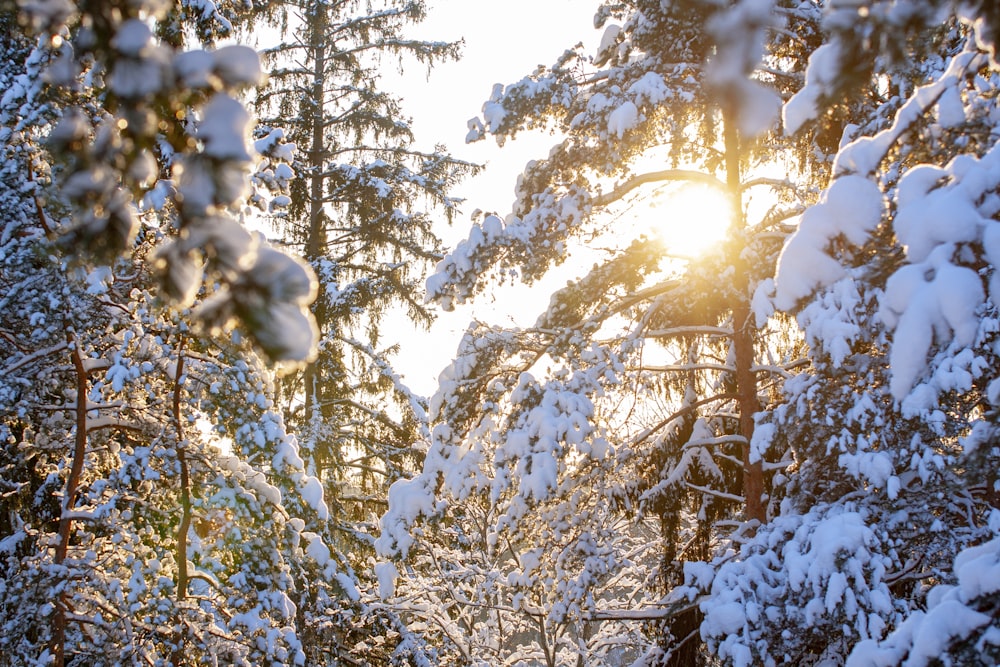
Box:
(591, 170), (728, 208)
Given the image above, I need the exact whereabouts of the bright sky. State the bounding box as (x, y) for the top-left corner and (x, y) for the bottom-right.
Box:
(385, 1), (599, 394)
(390, 0), (596, 236)
(386, 2), (744, 395)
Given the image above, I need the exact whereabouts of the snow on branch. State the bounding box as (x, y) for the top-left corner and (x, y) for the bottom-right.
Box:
(685, 482), (746, 503)
(590, 169), (728, 208)
(34, 9), (319, 365)
(833, 47), (984, 178)
(2, 341), (68, 375)
(644, 325), (734, 339)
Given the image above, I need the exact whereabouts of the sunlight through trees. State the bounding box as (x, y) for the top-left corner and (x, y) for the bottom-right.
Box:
(1, 1), (999, 666)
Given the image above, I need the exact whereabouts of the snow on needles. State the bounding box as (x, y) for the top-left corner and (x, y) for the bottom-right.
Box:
(700, 506), (897, 667)
(877, 141), (1000, 402)
(847, 513), (1000, 666)
(776, 44), (1000, 403)
(774, 174), (883, 311)
(783, 42), (842, 135)
(607, 100), (639, 139)
(199, 94), (253, 162)
(707, 0), (783, 136)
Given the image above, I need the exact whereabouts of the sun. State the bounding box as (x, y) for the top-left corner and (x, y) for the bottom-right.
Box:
(646, 184), (735, 258)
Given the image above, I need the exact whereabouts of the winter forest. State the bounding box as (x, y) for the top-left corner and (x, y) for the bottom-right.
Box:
(2, 0), (1000, 665)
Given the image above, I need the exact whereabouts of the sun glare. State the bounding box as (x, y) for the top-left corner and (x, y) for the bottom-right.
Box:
(647, 185), (735, 258)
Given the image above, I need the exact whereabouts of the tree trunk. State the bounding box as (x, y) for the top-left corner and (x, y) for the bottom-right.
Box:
(723, 110), (765, 524)
(661, 506), (705, 667)
(172, 341), (190, 667)
(51, 331), (90, 667)
(174, 341), (190, 603)
(302, 2), (328, 475)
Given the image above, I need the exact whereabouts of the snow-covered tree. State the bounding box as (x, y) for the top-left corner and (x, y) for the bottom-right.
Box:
(251, 0), (475, 550)
(691, 2), (1000, 665)
(0, 1), (356, 664)
(376, 1), (824, 663)
(243, 4), (479, 659)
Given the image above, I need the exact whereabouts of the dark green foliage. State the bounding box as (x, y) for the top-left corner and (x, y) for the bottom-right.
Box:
(254, 0), (474, 524)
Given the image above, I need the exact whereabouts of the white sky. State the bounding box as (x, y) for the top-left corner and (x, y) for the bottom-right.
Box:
(389, 0), (598, 237)
(385, 0), (601, 394)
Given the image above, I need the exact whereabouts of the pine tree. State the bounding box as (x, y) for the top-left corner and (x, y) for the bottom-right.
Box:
(697, 2), (1000, 665)
(377, 1), (821, 663)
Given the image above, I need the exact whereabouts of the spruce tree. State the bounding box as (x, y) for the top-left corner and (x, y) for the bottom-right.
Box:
(252, 0), (475, 536)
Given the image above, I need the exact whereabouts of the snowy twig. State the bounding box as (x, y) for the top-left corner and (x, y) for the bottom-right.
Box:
(645, 325), (734, 339)
(2, 341), (68, 375)
(750, 359), (810, 378)
(740, 176), (798, 192)
(630, 393), (739, 449)
(685, 482), (745, 503)
(683, 435), (748, 450)
(586, 597), (705, 621)
(834, 43), (983, 177)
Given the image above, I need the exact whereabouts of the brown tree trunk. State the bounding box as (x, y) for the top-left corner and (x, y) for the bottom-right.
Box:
(51, 332), (90, 667)
(723, 110), (765, 524)
(174, 340), (189, 602)
(172, 341), (190, 667)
